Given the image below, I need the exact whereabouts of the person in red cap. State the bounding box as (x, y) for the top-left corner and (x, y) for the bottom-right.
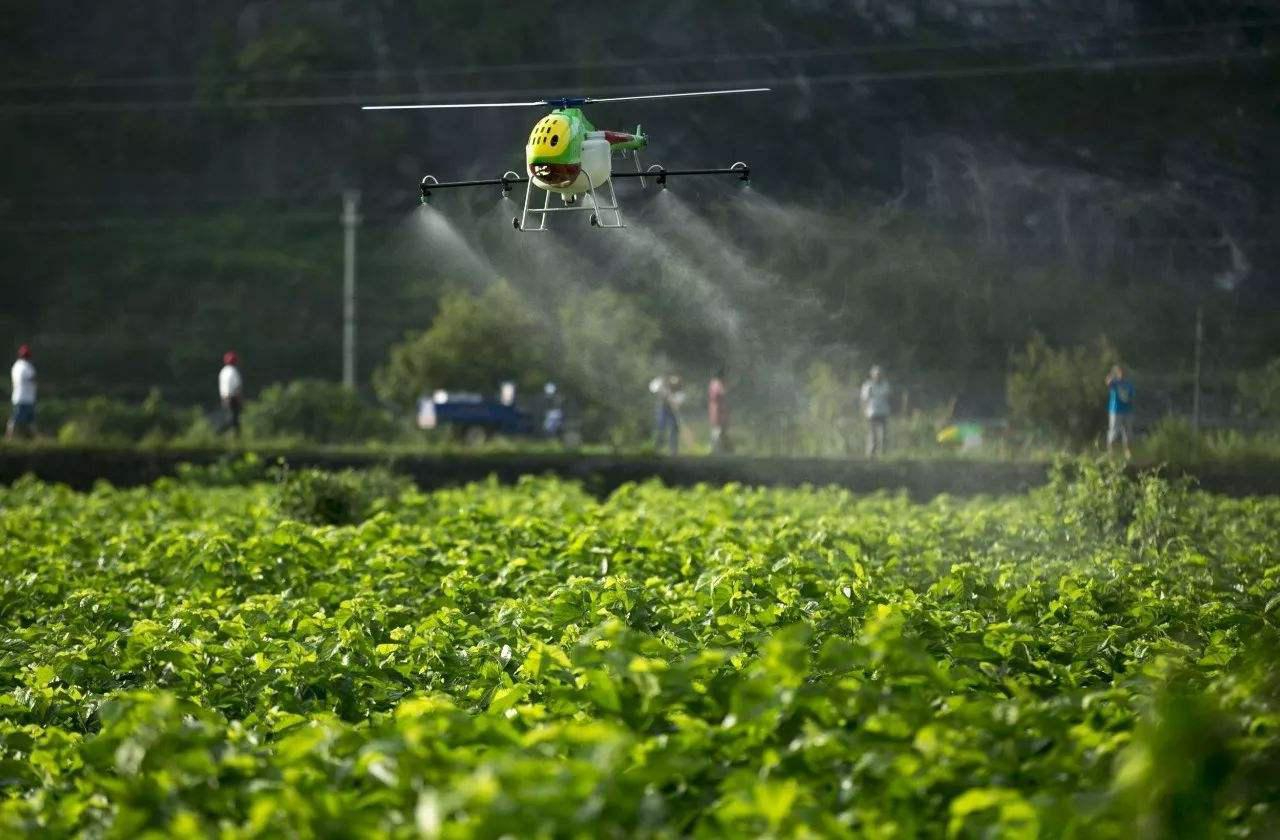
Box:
(218, 350), (244, 437)
(6, 344), (37, 440)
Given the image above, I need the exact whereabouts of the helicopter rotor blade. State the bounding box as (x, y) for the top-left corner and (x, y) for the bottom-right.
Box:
(362, 101), (544, 111)
(584, 87), (770, 104)
(363, 87), (770, 112)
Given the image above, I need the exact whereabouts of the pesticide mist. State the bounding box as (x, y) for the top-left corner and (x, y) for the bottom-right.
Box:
(387, 177), (894, 455)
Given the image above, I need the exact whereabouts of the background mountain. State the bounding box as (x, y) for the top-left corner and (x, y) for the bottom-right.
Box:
(1, 0), (1276, 422)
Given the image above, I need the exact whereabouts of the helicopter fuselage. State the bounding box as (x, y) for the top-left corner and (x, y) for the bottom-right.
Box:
(526, 108), (645, 196)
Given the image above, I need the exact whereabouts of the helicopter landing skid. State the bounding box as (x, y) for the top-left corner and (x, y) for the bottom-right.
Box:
(515, 170), (624, 231)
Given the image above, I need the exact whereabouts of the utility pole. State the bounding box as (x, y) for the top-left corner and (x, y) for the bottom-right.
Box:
(341, 190), (362, 389)
(1192, 303), (1204, 431)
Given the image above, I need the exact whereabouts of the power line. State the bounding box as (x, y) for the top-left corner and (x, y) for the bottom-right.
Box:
(1, 47), (1272, 116)
(4, 18), (1277, 92)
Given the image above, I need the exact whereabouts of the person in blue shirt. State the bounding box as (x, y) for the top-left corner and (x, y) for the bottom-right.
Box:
(1105, 365), (1135, 458)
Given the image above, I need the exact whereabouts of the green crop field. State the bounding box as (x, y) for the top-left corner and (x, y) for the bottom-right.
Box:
(1, 463), (1278, 838)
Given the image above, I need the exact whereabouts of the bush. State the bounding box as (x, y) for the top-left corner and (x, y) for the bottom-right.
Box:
(374, 282), (551, 407)
(1138, 417), (1280, 467)
(244, 379), (403, 444)
(272, 466), (412, 525)
(1236, 357), (1280, 422)
(1007, 335), (1118, 447)
(375, 282), (663, 447)
(1044, 457), (1193, 548)
(1141, 417), (1208, 465)
(555, 288), (662, 446)
(41, 390), (197, 445)
(175, 453), (273, 486)
(796, 361), (857, 456)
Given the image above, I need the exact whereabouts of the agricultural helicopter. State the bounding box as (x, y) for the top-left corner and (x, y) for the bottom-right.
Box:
(363, 87), (768, 230)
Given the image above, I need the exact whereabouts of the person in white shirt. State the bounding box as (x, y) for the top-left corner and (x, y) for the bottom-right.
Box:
(859, 365), (891, 457)
(218, 350), (244, 437)
(7, 344), (37, 440)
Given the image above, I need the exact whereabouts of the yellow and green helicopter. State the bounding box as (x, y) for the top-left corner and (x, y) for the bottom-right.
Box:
(363, 87), (767, 230)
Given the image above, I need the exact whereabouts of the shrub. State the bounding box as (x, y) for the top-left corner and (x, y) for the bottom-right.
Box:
(374, 282), (551, 407)
(1007, 334), (1119, 447)
(42, 390), (196, 445)
(1045, 456), (1138, 542)
(1236, 357), (1280, 421)
(375, 282), (663, 447)
(175, 453), (273, 486)
(1141, 416), (1208, 465)
(243, 379), (402, 444)
(555, 288), (663, 446)
(1043, 456), (1194, 549)
(1137, 418), (1280, 467)
(272, 466), (412, 525)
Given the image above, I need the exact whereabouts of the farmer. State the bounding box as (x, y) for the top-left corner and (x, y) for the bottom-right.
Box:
(859, 365), (891, 457)
(218, 350), (244, 438)
(708, 367), (731, 454)
(651, 374), (685, 455)
(6, 344), (37, 440)
(1105, 365), (1135, 458)
(543, 382), (565, 441)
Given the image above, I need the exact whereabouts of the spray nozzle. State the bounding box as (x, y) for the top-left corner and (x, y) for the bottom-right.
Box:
(646, 164), (667, 189)
(500, 171), (520, 201)
(421, 175), (439, 203)
(730, 161), (750, 186)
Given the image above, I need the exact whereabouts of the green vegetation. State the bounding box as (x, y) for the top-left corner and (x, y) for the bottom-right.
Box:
(272, 465), (414, 526)
(1007, 335), (1119, 448)
(1, 463), (1278, 836)
(375, 282), (669, 447)
(244, 380), (402, 445)
(1237, 358), (1280, 422)
(1138, 417), (1280, 468)
(4, 3), (1277, 455)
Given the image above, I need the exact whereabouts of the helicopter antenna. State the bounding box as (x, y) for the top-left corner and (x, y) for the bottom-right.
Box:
(363, 87), (770, 111)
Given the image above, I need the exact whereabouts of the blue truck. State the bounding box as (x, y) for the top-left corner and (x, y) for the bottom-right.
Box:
(417, 391), (537, 443)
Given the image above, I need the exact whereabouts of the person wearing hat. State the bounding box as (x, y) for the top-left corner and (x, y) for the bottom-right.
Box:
(859, 364), (891, 457)
(218, 351), (244, 437)
(6, 344), (37, 440)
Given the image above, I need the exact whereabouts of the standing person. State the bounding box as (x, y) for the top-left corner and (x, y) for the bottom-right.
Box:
(218, 351), (244, 438)
(6, 344), (37, 440)
(651, 374), (684, 455)
(1105, 365), (1135, 458)
(708, 367), (731, 454)
(542, 382), (565, 441)
(860, 365), (891, 457)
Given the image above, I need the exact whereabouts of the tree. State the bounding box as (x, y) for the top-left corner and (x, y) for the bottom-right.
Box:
(374, 282), (551, 407)
(374, 282), (664, 445)
(1007, 334), (1119, 447)
(556, 289), (662, 445)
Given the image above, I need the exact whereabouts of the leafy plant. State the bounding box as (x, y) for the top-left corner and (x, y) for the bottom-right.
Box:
(1236, 357), (1280, 421)
(243, 379), (403, 444)
(272, 465), (412, 525)
(1007, 334), (1119, 447)
(374, 281), (551, 407)
(0, 465), (1277, 836)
